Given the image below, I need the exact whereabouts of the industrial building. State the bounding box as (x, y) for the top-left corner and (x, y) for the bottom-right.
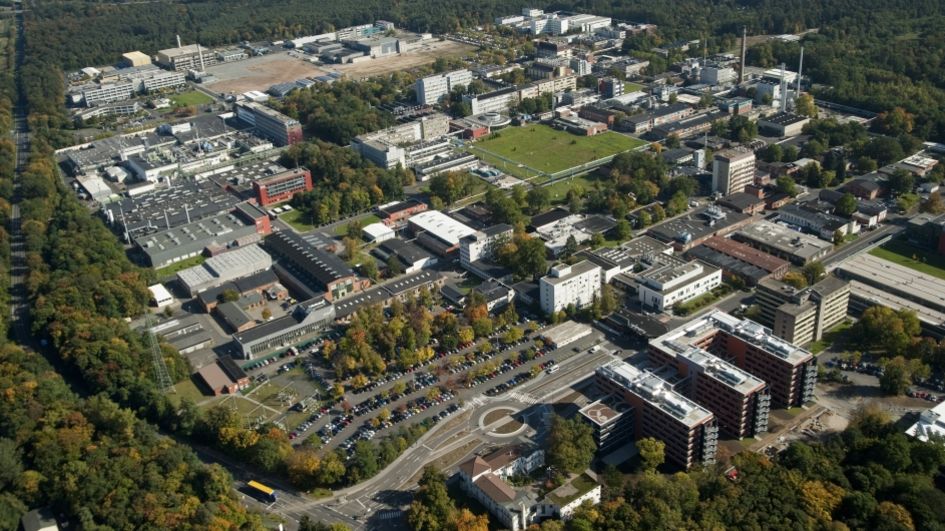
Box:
(235, 101), (303, 146)
(264, 230), (368, 301)
(649, 329), (770, 439)
(758, 112), (810, 137)
(686, 236), (789, 286)
(623, 103), (693, 134)
(408, 210), (478, 256)
(712, 147), (756, 195)
(777, 203), (859, 241)
(635, 254), (722, 312)
(376, 199), (428, 226)
(539, 320), (593, 350)
(252, 167), (313, 206)
(415, 69), (473, 105)
(353, 114), (451, 169)
(372, 238), (437, 274)
(837, 253), (945, 315)
(595, 360), (718, 470)
(133, 205), (266, 269)
(333, 270), (445, 320)
(732, 220), (833, 265)
(176, 244), (273, 296)
(121, 51), (152, 67)
(539, 261), (602, 315)
(662, 311), (817, 408)
(234, 297), (336, 358)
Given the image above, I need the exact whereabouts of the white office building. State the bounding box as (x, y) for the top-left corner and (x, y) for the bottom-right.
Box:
(712, 147), (756, 195)
(637, 255), (722, 312)
(416, 69), (473, 105)
(82, 82), (135, 106)
(539, 260), (602, 314)
(460, 224), (514, 267)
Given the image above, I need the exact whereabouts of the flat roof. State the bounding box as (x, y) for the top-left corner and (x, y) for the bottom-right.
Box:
(578, 399), (627, 426)
(759, 112), (810, 127)
(733, 220), (832, 259)
(265, 230), (356, 287)
(686, 246), (772, 284)
(686, 310), (814, 366)
(837, 254), (945, 312)
(906, 400), (945, 442)
(597, 360), (714, 427)
(647, 206), (750, 245)
(408, 210), (476, 246)
(362, 222), (394, 239)
(651, 329), (768, 395)
(541, 260), (600, 286)
(848, 280), (945, 326)
(541, 320), (592, 347)
(198, 362), (234, 390)
(148, 283), (173, 301)
(700, 236), (788, 273)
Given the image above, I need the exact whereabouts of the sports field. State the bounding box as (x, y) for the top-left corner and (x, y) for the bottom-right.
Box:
(470, 124), (646, 175)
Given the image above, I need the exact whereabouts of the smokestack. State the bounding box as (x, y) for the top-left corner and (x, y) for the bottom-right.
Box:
(176, 34), (182, 48)
(779, 63), (788, 111)
(197, 43), (206, 72)
(796, 46), (804, 95)
(739, 26), (747, 84)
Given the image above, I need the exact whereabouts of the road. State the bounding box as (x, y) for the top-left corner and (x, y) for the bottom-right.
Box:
(9, 6), (31, 346)
(823, 221), (903, 269)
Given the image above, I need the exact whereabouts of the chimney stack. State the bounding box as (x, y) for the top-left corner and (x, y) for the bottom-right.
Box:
(739, 26), (747, 83)
(176, 34), (182, 48)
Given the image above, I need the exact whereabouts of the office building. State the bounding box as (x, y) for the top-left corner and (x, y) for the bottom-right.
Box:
(252, 167), (313, 206)
(235, 297), (336, 358)
(732, 220), (833, 265)
(755, 275), (850, 346)
(265, 230), (368, 301)
(82, 82), (135, 106)
(712, 147), (756, 195)
(596, 361), (718, 469)
(460, 223), (513, 267)
(235, 101), (303, 146)
(539, 261), (602, 315)
(466, 87), (519, 115)
(665, 311), (817, 408)
(416, 69), (473, 105)
(578, 397), (634, 454)
(636, 254), (722, 312)
(156, 44), (217, 71)
(649, 328), (770, 438)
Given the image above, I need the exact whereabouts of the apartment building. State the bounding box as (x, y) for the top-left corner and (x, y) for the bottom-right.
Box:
(596, 360), (718, 470)
(539, 261), (602, 315)
(755, 275), (850, 346)
(712, 147), (756, 195)
(649, 326), (771, 439)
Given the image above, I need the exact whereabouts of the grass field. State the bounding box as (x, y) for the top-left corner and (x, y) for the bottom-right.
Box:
(332, 214), (382, 236)
(155, 254), (205, 278)
(280, 209), (317, 232)
(170, 90), (214, 107)
(470, 124), (646, 175)
(624, 81), (645, 92)
(869, 239), (945, 281)
(543, 174), (604, 202)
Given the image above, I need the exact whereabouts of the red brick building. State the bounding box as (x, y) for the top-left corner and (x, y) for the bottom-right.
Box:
(252, 168), (313, 206)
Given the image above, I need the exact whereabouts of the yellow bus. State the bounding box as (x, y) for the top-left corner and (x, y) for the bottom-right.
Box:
(247, 480), (277, 503)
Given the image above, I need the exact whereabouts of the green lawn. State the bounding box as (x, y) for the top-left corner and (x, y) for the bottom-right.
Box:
(280, 209), (317, 232)
(624, 81), (645, 93)
(869, 239), (945, 281)
(170, 377), (210, 406)
(155, 254), (205, 278)
(543, 174), (603, 202)
(470, 124), (646, 175)
(170, 90), (214, 107)
(332, 214), (382, 236)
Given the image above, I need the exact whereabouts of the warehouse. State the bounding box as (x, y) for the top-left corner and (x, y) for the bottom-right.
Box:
(176, 244), (273, 296)
(408, 210), (477, 255)
(134, 210), (263, 269)
(265, 230), (368, 301)
(540, 320), (593, 350)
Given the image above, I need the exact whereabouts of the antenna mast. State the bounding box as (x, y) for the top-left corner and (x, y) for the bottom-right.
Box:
(145, 312), (175, 393)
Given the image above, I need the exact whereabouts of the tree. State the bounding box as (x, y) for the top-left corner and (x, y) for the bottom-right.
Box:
(888, 169), (915, 196)
(218, 289), (240, 303)
(776, 176), (797, 197)
(795, 93), (818, 118)
(801, 261), (826, 285)
(449, 508), (489, 531)
(637, 437), (665, 473)
(527, 186), (551, 214)
(874, 107), (915, 136)
(614, 219), (632, 241)
(261, 307), (272, 320)
(408, 467), (455, 531)
(783, 145), (799, 162)
(782, 271), (808, 289)
(921, 193), (945, 214)
(761, 143), (783, 163)
(835, 192), (858, 217)
(502, 327), (524, 344)
(386, 255), (404, 277)
(600, 284), (618, 315)
(879, 356), (929, 395)
(548, 416), (596, 475)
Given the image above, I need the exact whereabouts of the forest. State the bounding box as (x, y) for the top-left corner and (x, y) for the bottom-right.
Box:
(409, 408), (945, 531)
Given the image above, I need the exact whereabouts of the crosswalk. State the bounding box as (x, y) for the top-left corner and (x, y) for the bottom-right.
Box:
(375, 509), (403, 521)
(508, 391), (540, 405)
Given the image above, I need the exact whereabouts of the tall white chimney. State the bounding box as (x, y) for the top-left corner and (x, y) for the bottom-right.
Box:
(176, 34), (182, 48)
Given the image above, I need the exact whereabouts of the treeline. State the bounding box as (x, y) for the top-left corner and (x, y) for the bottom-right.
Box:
(282, 140), (413, 226)
(411, 409), (945, 531)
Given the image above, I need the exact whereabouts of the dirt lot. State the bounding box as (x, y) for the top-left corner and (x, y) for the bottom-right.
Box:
(205, 53), (325, 94)
(333, 39), (475, 80)
(204, 39), (474, 94)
